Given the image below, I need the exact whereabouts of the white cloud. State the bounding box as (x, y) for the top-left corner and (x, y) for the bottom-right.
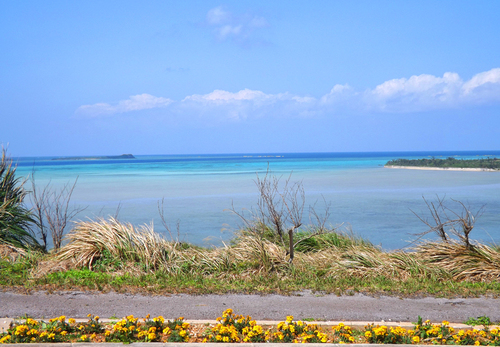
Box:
(75, 68), (500, 121)
(205, 6), (269, 42)
(365, 68), (500, 112)
(76, 94), (173, 117)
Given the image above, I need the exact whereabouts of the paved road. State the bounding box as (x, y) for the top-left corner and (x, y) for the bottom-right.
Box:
(1, 291), (499, 322)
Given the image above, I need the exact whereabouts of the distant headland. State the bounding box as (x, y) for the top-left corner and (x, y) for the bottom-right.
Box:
(52, 154), (135, 161)
(385, 157), (500, 171)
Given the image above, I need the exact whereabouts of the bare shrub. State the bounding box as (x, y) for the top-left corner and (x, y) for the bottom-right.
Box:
(30, 174), (85, 251)
(230, 168), (336, 263)
(412, 196), (484, 249)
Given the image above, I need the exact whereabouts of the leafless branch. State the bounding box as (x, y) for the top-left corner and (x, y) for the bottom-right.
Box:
(412, 195), (484, 249)
(309, 196), (332, 233)
(157, 197), (181, 243)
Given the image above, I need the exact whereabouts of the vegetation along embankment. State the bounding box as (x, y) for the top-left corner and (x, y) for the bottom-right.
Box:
(1, 148), (500, 297)
(385, 157), (500, 170)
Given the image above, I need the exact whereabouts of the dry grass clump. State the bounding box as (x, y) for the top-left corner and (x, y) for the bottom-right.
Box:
(32, 258), (76, 278)
(416, 241), (500, 281)
(228, 234), (288, 273)
(53, 218), (235, 275)
(292, 241), (447, 282)
(0, 243), (26, 262)
(56, 218), (173, 270)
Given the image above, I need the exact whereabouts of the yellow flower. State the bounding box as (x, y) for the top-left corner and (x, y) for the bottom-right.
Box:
(442, 320), (449, 326)
(365, 331), (372, 338)
(179, 330), (187, 337)
(412, 336), (420, 343)
(163, 327), (171, 334)
(81, 335), (87, 341)
(59, 316), (66, 322)
(61, 331), (67, 336)
(0, 335), (11, 344)
(69, 318), (76, 324)
(147, 332), (156, 340)
(474, 341), (480, 346)
(90, 333), (96, 340)
(94, 316), (99, 321)
(26, 318), (38, 326)
(153, 316), (164, 324)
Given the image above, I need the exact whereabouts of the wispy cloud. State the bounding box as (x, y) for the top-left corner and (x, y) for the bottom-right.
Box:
(75, 68), (500, 120)
(76, 94), (173, 117)
(205, 6), (269, 42)
(182, 89), (315, 120)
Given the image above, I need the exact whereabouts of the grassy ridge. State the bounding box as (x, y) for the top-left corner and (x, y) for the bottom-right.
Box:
(2, 218), (500, 297)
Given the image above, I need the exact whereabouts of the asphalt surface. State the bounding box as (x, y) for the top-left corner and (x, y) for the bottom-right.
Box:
(1, 291), (499, 322)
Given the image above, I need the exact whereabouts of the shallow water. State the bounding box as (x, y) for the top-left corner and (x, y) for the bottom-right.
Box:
(14, 151), (500, 249)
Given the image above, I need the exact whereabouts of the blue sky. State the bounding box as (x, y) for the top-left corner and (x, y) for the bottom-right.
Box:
(1, 0), (500, 156)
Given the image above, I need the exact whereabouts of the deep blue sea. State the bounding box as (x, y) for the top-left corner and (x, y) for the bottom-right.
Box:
(14, 151), (500, 250)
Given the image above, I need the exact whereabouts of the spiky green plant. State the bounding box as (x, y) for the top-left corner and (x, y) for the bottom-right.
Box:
(0, 148), (40, 249)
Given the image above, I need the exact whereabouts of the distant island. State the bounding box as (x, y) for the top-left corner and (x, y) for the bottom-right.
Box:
(52, 154), (135, 161)
(385, 157), (500, 171)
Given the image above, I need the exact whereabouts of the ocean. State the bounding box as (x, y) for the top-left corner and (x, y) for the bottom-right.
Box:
(14, 151), (500, 250)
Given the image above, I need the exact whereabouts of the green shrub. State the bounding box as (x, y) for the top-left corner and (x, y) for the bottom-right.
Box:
(0, 148), (40, 250)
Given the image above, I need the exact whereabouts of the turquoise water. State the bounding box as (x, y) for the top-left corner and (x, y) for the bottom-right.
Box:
(14, 151), (500, 249)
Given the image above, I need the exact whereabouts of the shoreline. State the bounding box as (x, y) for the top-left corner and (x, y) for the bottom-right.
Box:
(385, 165), (499, 172)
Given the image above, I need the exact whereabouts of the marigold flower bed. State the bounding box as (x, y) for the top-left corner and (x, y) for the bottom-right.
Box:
(1, 309), (499, 345)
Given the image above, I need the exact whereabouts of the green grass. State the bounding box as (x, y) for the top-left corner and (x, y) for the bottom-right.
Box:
(464, 316), (495, 326)
(2, 257), (500, 297)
